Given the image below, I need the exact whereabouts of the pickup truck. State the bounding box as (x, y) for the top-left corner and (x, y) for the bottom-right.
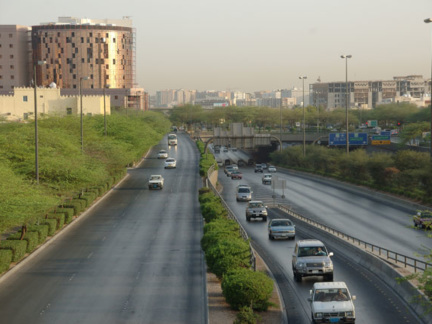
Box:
(148, 175), (164, 190)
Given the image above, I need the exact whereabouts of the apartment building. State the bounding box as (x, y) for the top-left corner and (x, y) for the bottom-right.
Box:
(311, 75), (430, 110)
(0, 25), (31, 92)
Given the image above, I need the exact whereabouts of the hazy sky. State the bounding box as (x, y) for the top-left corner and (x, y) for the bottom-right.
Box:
(1, 0), (432, 94)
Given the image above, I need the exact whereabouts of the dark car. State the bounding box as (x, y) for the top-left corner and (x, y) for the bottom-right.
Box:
(413, 211), (432, 229)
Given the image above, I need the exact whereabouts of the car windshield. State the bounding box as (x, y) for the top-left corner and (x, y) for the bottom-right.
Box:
(271, 220), (292, 227)
(298, 246), (327, 257)
(150, 176), (160, 180)
(238, 188), (250, 193)
(250, 203), (263, 208)
(314, 289), (350, 302)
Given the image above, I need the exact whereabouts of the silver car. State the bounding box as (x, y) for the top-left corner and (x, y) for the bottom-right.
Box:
(268, 218), (295, 240)
(292, 239), (334, 282)
(246, 200), (268, 222)
(236, 186), (252, 202)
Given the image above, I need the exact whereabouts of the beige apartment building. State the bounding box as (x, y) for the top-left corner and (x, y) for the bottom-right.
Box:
(310, 75), (431, 110)
(0, 25), (32, 92)
(0, 87), (110, 121)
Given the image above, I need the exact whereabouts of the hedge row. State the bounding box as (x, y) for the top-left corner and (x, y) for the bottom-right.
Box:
(0, 170), (124, 275)
(198, 188), (274, 316)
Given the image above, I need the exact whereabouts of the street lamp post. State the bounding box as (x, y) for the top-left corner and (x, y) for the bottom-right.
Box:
(425, 18), (432, 159)
(33, 60), (46, 184)
(280, 89), (283, 151)
(341, 55), (352, 155)
(103, 84), (110, 136)
(79, 76), (89, 153)
(299, 76), (307, 156)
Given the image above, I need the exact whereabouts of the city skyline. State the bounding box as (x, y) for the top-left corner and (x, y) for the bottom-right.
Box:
(1, 0), (432, 95)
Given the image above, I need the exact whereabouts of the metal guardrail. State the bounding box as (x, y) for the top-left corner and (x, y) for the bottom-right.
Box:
(206, 165), (257, 271)
(277, 204), (431, 273)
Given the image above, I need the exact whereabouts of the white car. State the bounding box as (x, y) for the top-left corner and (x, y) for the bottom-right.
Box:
(148, 175), (164, 190)
(268, 166), (277, 173)
(164, 158), (177, 169)
(262, 174), (272, 185)
(157, 150), (168, 159)
(308, 282), (356, 323)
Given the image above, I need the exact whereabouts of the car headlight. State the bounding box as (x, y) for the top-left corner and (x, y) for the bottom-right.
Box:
(325, 261), (333, 267)
(297, 262), (305, 268)
(346, 311), (354, 317)
(314, 313), (323, 318)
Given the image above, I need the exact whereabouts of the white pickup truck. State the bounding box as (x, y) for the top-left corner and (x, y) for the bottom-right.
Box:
(148, 175), (164, 190)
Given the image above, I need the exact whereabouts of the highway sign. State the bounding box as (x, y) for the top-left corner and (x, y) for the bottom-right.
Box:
(371, 134), (391, 145)
(329, 133), (368, 146)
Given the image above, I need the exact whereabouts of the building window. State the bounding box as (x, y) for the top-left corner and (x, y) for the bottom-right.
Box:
(66, 107), (72, 115)
(106, 64), (109, 69)
(81, 58), (85, 63)
(115, 95), (118, 100)
(10, 65), (14, 69)
(81, 37), (84, 43)
(23, 96), (28, 102)
(9, 33), (12, 38)
(73, 74), (76, 79)
(9, 44), (13, 48)
(10, 55), (13, 59)
(10, 75), (14, 80)
(106, 75), (109, 79)
(0, 75), (2, 79)
(72, 32), (75, 37)
(73, 85), (76, 89)
(113, 59), (116, 64)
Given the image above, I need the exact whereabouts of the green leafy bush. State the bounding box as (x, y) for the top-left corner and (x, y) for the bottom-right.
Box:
(222, 268), (274, 311)
(27, 224), (49, 244)
(43, 219), (58, 236)
(205, 238), (251, 278)
(234, 306), (261, 324)
(0, 249), (12, 273)
(200, 201), (228, 223)
(0, 240), (27, 262)
(7, 231), (39, 253)
(47, 212), (65, 229)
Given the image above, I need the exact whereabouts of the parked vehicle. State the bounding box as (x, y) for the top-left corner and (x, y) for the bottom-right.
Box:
(157, 150), (168, 159)
(262, 174), (272, 185)
(268, 218), (295, 240)
(413, 210), (432, 229)
(236, 186), (252, 202)
(246, 201), (268, 222)
(292, 239), (334, 282)
(148, 175), (164, 190)
(164, 158), (177, 169)
(308, 281), (356, 324)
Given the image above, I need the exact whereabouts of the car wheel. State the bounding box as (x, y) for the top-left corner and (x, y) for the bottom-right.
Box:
(269, 234), (273, 240)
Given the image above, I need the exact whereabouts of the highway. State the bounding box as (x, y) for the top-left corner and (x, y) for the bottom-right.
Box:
(0, 133), (207, 324)
(216, 152), (429, 323)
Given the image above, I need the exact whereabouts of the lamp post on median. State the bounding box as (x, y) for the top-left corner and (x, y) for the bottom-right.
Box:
(425, 18), (432, 159)
(341, 55), (352, 155)
(103, 84), (110, 136)
(79, 76), (89, 153)
(299, 76), (307, 156)
(33, 60), (46, 184)
(279, 89), (283, 151)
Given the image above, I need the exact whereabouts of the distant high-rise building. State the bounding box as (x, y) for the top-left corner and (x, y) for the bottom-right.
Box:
(0, 25), (31, 92)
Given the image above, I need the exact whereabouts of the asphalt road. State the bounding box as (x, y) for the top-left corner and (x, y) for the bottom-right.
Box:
(217, 164), (427, 323)
(0, 132), (207, 324)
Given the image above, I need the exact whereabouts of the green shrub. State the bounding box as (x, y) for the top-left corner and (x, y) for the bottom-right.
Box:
(201, 201), (228, 223)
(55, 208), (75, 223)
(42, 218), (58, 236)
(47, 212), (65, 229)
(0, 249), (12, 273)
(198, 187), (211, 196)
(7, 231), (39, 253)
(234, 306), (260, 324)
(199, 192), (219, 204)
(27, 224), (49, 244)
(79, 194), (95, 206)
(205, 238), (251, 278)
(222, 268), (274, 311)
(0, 240), (27, 262)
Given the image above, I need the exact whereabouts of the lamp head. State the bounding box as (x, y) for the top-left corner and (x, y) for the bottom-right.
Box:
(425, 18), (432, 23)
